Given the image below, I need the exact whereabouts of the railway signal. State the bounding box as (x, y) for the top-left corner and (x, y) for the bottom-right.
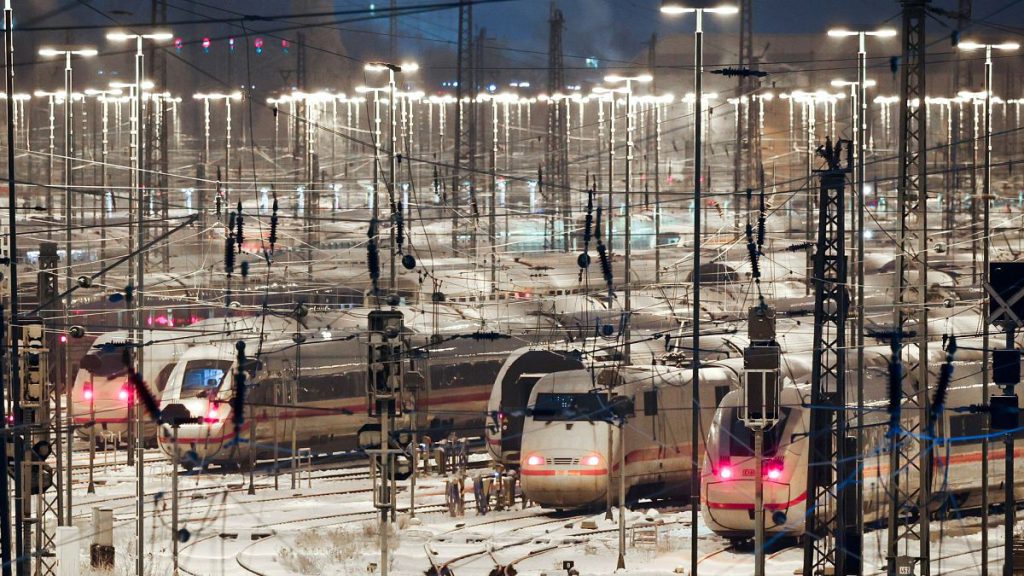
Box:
(743, 305), (780, 576)
(366, 309), (406, 576)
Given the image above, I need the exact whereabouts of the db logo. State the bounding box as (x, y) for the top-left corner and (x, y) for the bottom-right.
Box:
(742, 469), (756, 477)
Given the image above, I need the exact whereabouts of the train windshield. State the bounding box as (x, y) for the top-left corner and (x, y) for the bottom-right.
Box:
(532, 392), (610, 422)
(721, 406), (793, 458)
(180, 360), (233, 398)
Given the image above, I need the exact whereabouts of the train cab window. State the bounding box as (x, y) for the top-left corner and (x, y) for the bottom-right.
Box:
(155, 364), (176, 393)
(181, 360), (233, 398)
(722, 406), (792, 457)
(644, 390), (658, 416)
(532, 392), (611, 422)
(714, 386), (730, 406)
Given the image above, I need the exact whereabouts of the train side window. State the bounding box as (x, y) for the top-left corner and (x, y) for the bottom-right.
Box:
(644, 390), (658, 416)
(949, 413), (986, 440)
(249, 379), (277, 405)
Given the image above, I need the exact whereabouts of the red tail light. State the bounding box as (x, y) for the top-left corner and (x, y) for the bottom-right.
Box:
(204, 402), (221, 424)
(118, 384), (131, 403)
(718, 466), (733, 480)
(82, 382), (94, 401)
(766, 463), (783, 480)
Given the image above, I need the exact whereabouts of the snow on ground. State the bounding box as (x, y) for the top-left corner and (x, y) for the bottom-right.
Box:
(66, 448), (1011, 575)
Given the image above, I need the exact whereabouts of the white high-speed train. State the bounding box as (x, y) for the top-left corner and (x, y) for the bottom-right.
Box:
(701, 341), (1024, 541)
(517, 354), (814, 509)
(155, 298), (680, 469)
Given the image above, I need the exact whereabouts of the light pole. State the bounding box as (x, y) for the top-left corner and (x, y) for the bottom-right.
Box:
(105, 29), (172, 576)
(660, 4), (737, 576)
(84, 88), (121, 282)
(605, 73), (651, 369)
(959, 39), (1020, 576)
(366, 61), (418, 295)
(38, 45), (96, 527)
(33, 90), (59, 237)
(193, 92), (242, 176)
(826, 32), (895, 548)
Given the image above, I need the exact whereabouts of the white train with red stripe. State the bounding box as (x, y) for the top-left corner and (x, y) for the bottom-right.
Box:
(518, 355), (814, 509)
(155, 301), (666, 468)
(702, 342), (1024, 541)
(73, 329), (194, 444)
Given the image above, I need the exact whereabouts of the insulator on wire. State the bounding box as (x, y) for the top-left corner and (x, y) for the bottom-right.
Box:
(756, 215), (766, 250)
(121, 348), (160, 422)
(887, 343), (903, 435)
(240, 261), (250, 279)
(367, 217), (381, 291)
(929, 336), (957, 434)
(597, 241), (612, 289)
(236, 201), (244, 252)
(583, 191), (594, 246)
(269, 197), (279, 252)
(785, 242), (815, 252)
(595, 206), (603, 242)
(395, 201), (405, 251)
(225, 234), (236, 276)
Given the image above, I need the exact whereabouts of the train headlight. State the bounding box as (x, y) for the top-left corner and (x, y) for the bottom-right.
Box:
(525, 454), (544, 467)
(582, 454), (601, 466)
(718, 466), (733, 480)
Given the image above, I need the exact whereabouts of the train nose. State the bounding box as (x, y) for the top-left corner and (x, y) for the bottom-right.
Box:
(703, 460), (804, 534)
(520, 450), (608, 508)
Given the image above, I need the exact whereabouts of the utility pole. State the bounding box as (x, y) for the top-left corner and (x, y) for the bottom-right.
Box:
(452, 0), (472, 250)
(744, 305), (780, 576)
(887, 2), (931, 575)
(366, 311), (407, 576)
(3, 4), (25, 574)
(545, 5), (566, 252)
(734, 0), (752, 229)
(802, 138), (856, 576)
(151, 0), (170, 273)
(389, 0), (398, 61)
